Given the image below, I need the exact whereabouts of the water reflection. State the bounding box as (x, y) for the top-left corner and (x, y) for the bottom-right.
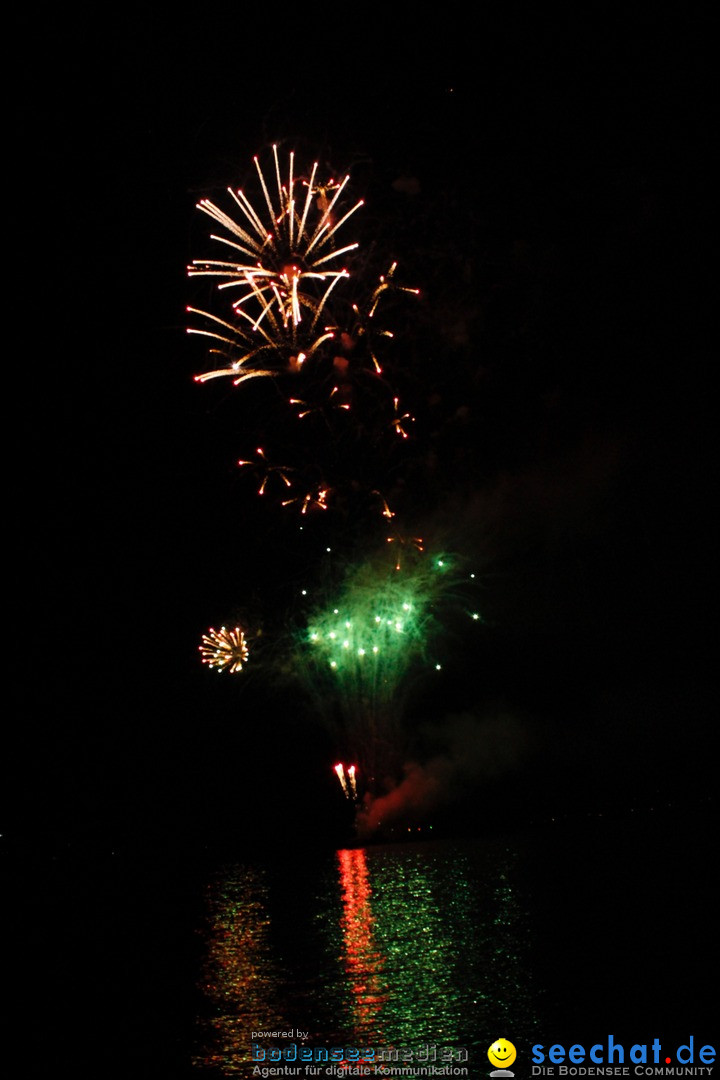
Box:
(337, 848), (388, 1033)
(193, 840), (537, 1075)
(193, 866), (289, 1074)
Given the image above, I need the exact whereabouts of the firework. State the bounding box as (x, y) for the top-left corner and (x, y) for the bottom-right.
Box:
(187, 147), (416, 388)
(190, 147), (361, 325)
(187, 148), (419, 525)
(187, 150), (475, 819)
(187, 146), (361, 382)
(199, 626), (249, 673)
(297, 548), (472, 781)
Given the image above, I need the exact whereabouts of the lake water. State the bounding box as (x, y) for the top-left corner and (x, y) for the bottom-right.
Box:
(192, 838), (538, 1074)
(187, 807), (715, 1077)
(34, 805), (715, 1078)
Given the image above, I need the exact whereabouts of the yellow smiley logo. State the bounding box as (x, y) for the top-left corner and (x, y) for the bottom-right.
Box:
(488, 1039), (517, 1069)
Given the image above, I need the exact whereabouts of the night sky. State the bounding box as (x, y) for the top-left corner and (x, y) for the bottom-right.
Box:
(12, 10), (714, 857)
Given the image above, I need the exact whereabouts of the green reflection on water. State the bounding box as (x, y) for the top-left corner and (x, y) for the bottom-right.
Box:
(193, 841), (537, 1076)
(331, 842), (537, 1052)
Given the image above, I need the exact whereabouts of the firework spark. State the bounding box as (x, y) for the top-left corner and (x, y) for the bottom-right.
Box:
(386, 532), (425, 571)
(199, 626), (249, 673)
(237, 447), (294, 496)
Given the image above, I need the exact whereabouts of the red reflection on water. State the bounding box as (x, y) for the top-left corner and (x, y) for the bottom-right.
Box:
(337, 848), (388, 1035)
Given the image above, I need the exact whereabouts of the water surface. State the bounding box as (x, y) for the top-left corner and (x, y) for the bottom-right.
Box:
(192, 837), (541, 1075)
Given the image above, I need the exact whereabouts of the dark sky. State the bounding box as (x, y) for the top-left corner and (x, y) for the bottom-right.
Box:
(12, 10), (714, 853)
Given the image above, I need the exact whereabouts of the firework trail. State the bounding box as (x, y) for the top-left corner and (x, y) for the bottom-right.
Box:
(334, 763), (350, 798)
(334, 763), (359, 802)
(347, 764), (358, 799)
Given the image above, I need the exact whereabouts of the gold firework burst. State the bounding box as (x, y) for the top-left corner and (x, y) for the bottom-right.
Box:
(199, 626), (250, 673)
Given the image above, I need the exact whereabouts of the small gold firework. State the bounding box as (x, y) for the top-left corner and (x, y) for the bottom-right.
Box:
(199, 626), (249, 673)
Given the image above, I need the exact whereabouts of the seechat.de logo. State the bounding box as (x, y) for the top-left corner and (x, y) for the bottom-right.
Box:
(489, 1038), (517, 1076)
